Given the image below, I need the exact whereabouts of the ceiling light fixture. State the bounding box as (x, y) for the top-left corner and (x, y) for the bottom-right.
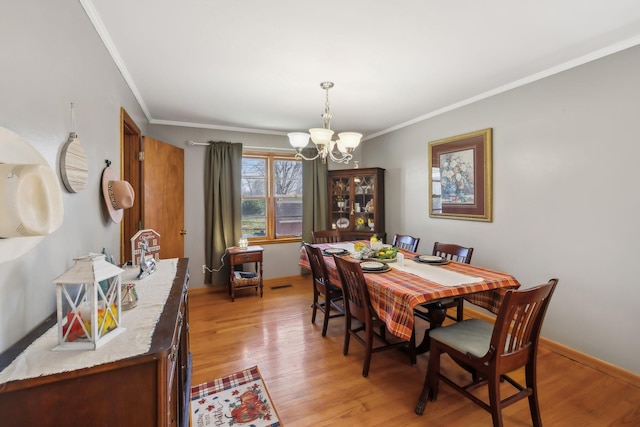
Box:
(288, 81), (362, 164)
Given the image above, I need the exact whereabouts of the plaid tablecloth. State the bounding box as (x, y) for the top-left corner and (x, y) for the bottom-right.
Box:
(299, 243), (520, 341)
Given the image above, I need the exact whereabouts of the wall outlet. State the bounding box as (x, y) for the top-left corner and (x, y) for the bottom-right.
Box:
(202, 264), (206, 274)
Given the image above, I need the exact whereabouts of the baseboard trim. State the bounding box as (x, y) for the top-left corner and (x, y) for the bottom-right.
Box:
(464, 307), (640, 389)
(187, 275), (303, 297)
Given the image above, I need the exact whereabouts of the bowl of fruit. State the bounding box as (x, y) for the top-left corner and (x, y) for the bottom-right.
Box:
(370, 245), (398, 263)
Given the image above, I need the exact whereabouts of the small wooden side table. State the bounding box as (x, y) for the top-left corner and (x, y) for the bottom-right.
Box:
(228, 245), (264, 302)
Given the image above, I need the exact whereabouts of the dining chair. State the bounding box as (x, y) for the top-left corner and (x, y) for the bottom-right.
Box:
(415, 278), (558, 427)
(334, 255), (416, 377)
(303, 243), (344, 337)
(432, 241), (474, 263)
(414, 242), (474, 324)
(312, 229), (341, 244)
(391, 234), (420, 252)
(434, 243), (509, 322)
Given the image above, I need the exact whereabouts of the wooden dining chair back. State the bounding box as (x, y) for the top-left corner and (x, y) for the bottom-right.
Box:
(392, 234), (420, 252)
(434, 242), (473, 322)
(303, 243), (344, 336)
(334, 256), (416, 377)
(432, 242), (474, 263)
(413, 242), (475, 325)
(312, 229), (341, 244)
(433, 242), (510, 323)
(415, 279), (559, 427)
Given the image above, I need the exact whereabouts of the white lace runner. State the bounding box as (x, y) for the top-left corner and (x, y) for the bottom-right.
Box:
(391, 261), (483, 287)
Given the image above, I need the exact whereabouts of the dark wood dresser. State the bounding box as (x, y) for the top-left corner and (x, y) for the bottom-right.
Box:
(0, 258), (191, 427)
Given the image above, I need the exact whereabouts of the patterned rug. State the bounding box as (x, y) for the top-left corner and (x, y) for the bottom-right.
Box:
(191, 365), (282, 427)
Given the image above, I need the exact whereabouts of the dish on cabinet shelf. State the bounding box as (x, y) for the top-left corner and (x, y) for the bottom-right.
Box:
(336, 217), (350, 229)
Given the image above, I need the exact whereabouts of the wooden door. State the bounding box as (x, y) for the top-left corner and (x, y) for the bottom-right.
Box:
(142, 136), (185, 259)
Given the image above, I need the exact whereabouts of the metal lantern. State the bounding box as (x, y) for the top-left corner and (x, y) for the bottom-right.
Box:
(52, 254), (125, 350)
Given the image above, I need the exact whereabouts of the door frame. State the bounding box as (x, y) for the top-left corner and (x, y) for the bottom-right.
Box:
(120, 108), (143, 265)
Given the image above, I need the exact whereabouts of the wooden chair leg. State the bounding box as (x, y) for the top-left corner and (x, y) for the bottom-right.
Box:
(526, 361), (543, 427)
(311, 289), (318, 324)
(321, 298), (330, 337)
(362, 324), (374, 377)
(487, 375), (504, 427)
(343, 315), (351, 356)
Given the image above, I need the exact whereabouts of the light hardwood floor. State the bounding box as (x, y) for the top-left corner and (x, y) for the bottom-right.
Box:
(188, 275), (640, 426)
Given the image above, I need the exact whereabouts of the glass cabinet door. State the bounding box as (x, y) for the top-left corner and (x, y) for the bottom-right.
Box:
(330, 176), (351, 230)
(351, 173), (375, 231)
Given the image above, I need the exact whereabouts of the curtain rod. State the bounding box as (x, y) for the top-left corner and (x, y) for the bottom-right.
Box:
(186, 140), (294, 153)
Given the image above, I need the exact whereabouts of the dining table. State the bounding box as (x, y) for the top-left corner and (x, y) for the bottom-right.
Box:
(299, 241), (521, 353)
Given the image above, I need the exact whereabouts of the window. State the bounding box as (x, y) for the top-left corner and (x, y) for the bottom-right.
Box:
(241, 153), (303, 242)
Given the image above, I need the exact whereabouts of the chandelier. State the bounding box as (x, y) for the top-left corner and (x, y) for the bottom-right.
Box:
(288, 81), (362, 164)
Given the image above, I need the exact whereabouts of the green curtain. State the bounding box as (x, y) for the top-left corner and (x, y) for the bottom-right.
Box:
(204, 141), (243, 285)
(301, 148), (328, 244)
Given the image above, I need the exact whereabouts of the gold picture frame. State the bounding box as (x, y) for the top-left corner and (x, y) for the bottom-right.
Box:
(428, 128), (493, 222)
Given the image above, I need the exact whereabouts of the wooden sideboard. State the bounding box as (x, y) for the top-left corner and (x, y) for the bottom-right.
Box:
(0, 258), (191, 427)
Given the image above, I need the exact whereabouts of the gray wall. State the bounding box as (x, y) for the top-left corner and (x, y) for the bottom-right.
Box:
(0, 1), (147, 352)
(363, 45), (640, 374)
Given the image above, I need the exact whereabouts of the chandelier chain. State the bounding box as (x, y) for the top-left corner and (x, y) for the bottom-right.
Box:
(322, 83), (332, 130)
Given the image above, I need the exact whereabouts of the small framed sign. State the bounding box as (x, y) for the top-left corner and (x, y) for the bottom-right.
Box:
(131, 229), (161, 266)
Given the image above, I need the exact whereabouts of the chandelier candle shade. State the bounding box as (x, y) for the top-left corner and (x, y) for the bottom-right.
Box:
(288, 81), (362, 164)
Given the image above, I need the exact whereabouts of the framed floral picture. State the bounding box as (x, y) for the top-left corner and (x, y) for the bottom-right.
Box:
(428, 128), (493, 221)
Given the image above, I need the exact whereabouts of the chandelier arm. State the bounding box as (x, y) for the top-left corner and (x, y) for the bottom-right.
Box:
(328, 149), (352, 164)
(294, 150), (321, 162)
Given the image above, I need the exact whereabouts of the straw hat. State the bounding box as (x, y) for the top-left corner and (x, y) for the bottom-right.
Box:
(0, 126), (65, 263)
(0, 164), (64, 237)
(101, 166), (135, 223)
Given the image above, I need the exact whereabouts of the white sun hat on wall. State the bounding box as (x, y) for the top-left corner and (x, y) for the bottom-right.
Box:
(0, 127), (64, 263)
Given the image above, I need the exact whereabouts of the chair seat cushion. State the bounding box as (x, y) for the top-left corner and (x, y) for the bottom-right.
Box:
(430, 318), (493, 358)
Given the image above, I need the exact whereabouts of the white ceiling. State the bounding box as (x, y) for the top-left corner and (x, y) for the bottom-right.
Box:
(83, 0), (640, 140)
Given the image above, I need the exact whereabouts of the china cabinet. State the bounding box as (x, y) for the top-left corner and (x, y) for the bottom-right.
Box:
(328, 167), (385, 242)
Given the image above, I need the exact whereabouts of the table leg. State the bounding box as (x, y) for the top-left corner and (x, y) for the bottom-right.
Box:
(258, 260), (263, 297)
(414, 302), (446, 354)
